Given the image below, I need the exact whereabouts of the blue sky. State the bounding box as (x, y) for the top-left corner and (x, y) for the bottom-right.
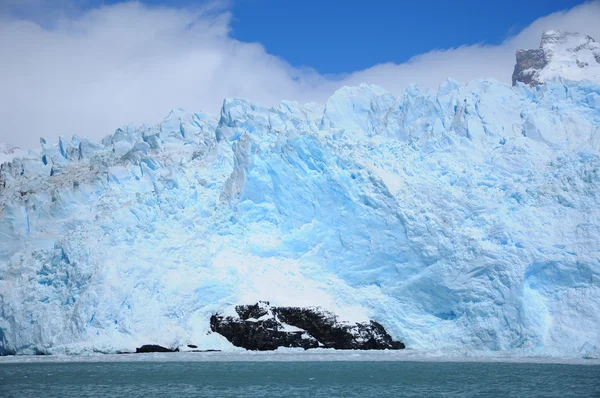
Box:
(1, 0), (599, 148)
(90, 0), (588, 73)
(229, 0), (587, 73)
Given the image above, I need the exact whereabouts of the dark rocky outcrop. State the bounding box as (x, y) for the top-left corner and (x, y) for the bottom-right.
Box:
(210, 301), (405, 351)
(512, 48), (548, 86)
(135, 344), (179, 353)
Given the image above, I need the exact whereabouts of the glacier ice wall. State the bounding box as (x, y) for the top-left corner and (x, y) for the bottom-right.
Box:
(0, 79), (599, 357)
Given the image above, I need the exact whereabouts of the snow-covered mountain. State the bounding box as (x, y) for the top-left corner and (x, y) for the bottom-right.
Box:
(0, 143), (27, 166)
(1, 31), (599, 357)
(513, 30), (600, 86)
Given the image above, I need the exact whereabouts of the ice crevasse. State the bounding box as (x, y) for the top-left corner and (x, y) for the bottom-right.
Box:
(0, 76), (599, 357)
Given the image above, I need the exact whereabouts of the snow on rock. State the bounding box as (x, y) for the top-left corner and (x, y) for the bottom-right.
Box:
(0, 143), (29, 165)
(1, 33), (600, 357)
(513, 30), (600, 86)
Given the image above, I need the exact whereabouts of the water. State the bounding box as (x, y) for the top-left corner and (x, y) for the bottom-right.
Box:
(1, 359), (599, 397)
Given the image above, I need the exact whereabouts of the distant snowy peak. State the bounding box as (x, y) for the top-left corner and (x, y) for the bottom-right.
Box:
(0, 143), (17, 154)
(513, 30), (600, 86)
(0, 143), (27, 165)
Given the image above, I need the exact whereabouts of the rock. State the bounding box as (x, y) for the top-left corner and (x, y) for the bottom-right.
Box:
(187, 344), (198, 349)
(512, 49), (548, 86)
(135, 344), (179, 353)
(210, 301), (405, 351)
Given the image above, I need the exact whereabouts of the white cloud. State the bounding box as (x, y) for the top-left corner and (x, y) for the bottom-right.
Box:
(1, 1), (599, 149)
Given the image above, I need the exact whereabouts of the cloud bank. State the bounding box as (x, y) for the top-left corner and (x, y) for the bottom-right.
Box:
(1, 1), (600, 149)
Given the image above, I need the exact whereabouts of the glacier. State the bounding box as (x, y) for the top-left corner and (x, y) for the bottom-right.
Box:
(1, 35), (600, 358)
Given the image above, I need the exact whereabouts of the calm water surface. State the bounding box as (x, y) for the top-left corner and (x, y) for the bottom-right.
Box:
(1, 361), (599, 397)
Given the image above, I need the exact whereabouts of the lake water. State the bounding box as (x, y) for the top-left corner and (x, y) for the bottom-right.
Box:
(1, 355), (599, 397)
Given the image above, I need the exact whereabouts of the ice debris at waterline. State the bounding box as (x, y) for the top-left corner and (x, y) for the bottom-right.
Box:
(210, 302), (405, 350)
(1, 31), (600, 358)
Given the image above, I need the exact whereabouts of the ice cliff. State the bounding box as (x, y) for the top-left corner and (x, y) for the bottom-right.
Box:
(1, 32), (599, 357)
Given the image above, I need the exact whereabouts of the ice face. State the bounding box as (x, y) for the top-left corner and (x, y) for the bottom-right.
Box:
(0, 76), (599, 358)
